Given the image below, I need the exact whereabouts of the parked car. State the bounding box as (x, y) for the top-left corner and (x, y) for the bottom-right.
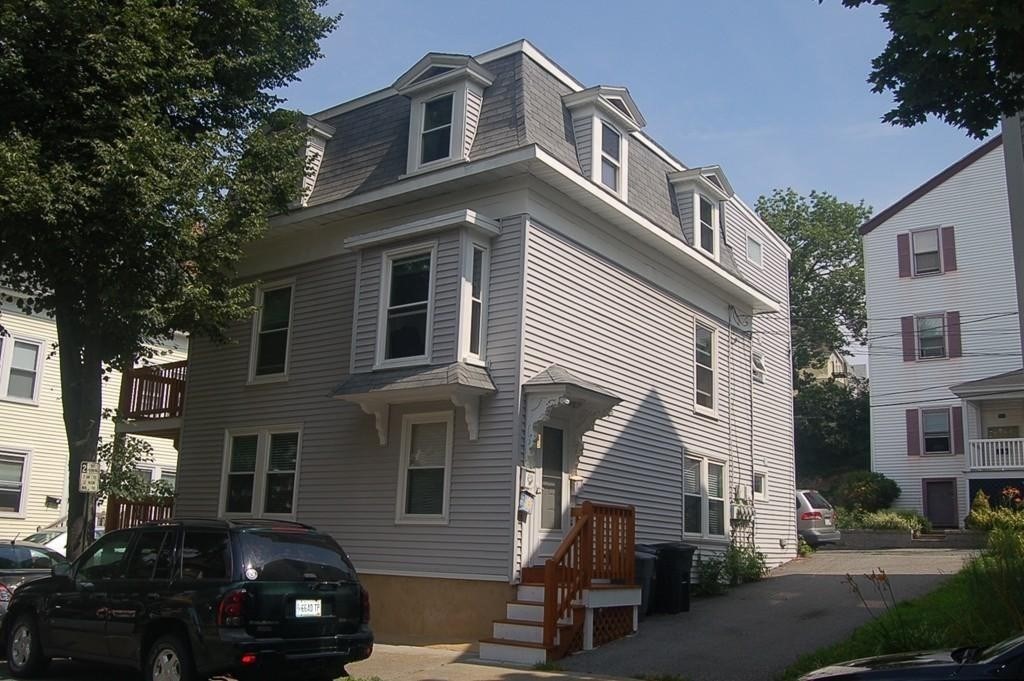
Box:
(22, 528), (105, 556)
(2, 519), (373, 681)
(797, 489), (841, 546)
(0, 542), (66, 625)
(799, 631), (1024, 679)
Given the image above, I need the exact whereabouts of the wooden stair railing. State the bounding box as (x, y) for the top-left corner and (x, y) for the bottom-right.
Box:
(105, 495), (174, 531)
(542, 501), (636, 658)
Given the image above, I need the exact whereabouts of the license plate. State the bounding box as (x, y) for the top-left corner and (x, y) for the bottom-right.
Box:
(824, 519), (833, 526)
(295, 599), (321, 617)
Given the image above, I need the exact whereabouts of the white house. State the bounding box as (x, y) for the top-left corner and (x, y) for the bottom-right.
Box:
(862, 135), (1023, 527)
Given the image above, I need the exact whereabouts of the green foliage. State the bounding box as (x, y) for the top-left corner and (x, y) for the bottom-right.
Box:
(834, 507), (932, 534)
(756, 189), (871, 378)
(966, 489), (1024, 531)
(827, 471), (900, 511)
(797, 536), (815, 557)
(95, 436), (174, 503)
(532, 662), (563, 672)
(833, 1), (1024, 138)
(723, 543), (769, 586)
(793, 380), (870, 479)
(693, 553), (728, 596)
(0, 1), (337, 557)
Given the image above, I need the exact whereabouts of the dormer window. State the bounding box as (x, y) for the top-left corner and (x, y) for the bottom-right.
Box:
(668, 166), (735, 261)
(699, 196), (716, 255)
(600, 123), (621, 191)
(421, 94), (454, 165)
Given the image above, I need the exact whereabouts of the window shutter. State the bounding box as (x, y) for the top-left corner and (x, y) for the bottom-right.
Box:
(941, 226), (957, 272)
(946, 311), (962, 358)
(951, 406), (964, 455)
(901, 316), (916, 362)
(906, 409), (921, 456)
(897, 233), (911, 278)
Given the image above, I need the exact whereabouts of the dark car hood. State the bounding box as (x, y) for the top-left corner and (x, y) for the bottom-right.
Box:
(8, 574), (64, 594)
(801, 650), (956, 679)
(1, 570), (54, 590)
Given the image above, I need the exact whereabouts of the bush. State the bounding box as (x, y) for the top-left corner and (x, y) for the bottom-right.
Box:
(826, 471), (900, 511)
(797, 536), (815, 557)
(693, 553), (727, 596)
(966, 489), (1024, 531)
(723, 543), (768, 585)
(835, 507), (932, 533)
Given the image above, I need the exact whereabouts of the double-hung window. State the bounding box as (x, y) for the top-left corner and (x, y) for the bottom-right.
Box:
(683, 455), (728, 538)
(753, 471), (768, 501)
(916, 314), (946, 359)
(921, 409), (951, 454)
(222, 429), (300, 518)
(251, 283), (293, 381)
(0, 337), (43, 403)
(912, 228), (941, 275)
(396, 412), (454, 523)
(0, 451), (28, 516)
(463, 243), (489, 361)
(699, 197), (716, 255)
(600, 123), (621, 192)
(382, 246), (434, 364)
(747, 235), (763, 267)
(420, 94), (454, 165)
(694, 322), (716, 413)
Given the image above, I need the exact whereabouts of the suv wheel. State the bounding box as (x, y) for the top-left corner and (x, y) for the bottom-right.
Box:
(6, 613), (49, 678)
(146, 635), (195, 681)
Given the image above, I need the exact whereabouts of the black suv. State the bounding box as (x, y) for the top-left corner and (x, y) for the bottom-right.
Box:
(2, 519), (372, 681)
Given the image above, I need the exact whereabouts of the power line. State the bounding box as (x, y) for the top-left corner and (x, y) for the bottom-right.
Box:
(871, 387), (1024, 409)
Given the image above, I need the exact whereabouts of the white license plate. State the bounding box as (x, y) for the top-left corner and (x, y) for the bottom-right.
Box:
(824, 519), (833, 526)
(295, 599), (322, 617)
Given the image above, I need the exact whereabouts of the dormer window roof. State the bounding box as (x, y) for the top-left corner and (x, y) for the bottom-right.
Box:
(563, 85), (646, 200)
(668, 165), (736, 261)
(394, 53), (495, 96)
(563, 86), (647, 131)
(668, 165), (735, 202)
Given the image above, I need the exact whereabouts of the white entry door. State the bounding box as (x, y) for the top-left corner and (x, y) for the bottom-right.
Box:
(535, 425), (570, 561)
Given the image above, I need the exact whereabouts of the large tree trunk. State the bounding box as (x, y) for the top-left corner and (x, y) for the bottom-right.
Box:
(56, 308), (105, 560)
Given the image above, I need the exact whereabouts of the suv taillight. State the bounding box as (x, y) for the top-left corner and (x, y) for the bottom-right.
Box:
(801, 511), (822, 521)
(218, 589), (248, 627)
(0, 583), (11, 616)
(360, 586), (370, 625)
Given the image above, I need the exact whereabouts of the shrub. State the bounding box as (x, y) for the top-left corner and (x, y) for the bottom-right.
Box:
(827, 471), (900, 511)
(797, 536), (815, 557)
(966, 490), (1024, 531)
(836, 508), (932, 533)
(693, 553), (727, 596)
(723, 542), (768, 585)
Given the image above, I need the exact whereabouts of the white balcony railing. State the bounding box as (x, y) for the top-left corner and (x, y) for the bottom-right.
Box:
(968, 438), (1024, 470)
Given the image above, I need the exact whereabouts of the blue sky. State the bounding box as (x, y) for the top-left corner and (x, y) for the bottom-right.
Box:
(277, 0), (990, 218)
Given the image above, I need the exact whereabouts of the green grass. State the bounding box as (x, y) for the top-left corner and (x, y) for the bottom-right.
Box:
(532, 661), (564, 672)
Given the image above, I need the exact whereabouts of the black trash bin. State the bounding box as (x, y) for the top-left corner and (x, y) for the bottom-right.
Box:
(634, 544), (658, 619)
(653, 542), (697, 614)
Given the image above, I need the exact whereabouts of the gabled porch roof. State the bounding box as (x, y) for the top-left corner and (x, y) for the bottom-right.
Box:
(950, 368), (1024, 398)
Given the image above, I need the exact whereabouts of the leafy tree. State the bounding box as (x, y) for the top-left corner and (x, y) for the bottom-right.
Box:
(0, 1), (337, 558)
(757, 189), (871, 376)
(835, 0), (1024, 138)
(793, 378), (870, 480)
(96, 435), (174, 503)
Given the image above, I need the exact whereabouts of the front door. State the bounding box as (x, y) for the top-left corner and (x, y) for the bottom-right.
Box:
(536, 426), (569, 560)
(924, 479), (958, 528)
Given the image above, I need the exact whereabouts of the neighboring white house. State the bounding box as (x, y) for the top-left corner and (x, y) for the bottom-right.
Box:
(157, 40), (796, 659)
(0, 298), (186, 544)
(862, 135), (1023, 528)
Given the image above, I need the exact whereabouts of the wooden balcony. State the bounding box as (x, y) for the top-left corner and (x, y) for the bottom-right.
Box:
(116, 360), (187, 439)
(968, 438), (1024, 470)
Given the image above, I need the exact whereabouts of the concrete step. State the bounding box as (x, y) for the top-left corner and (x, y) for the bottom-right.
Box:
(479, 638), (549, 665)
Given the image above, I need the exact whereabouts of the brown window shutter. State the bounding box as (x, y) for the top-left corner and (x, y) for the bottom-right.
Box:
(901, 316), (916, 361)
(946, 311), (962, 358)
(897, 233), (911, 278)
(951, 406), (964, 455)
(906, 409), (921, 455)
(941, 226), (957, 272)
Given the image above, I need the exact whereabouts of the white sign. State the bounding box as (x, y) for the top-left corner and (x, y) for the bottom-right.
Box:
(79, 461), (100, 494)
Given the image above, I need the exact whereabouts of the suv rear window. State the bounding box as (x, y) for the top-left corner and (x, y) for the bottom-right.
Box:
(240, 531), (355, 582)
(802, 491), (833, 510)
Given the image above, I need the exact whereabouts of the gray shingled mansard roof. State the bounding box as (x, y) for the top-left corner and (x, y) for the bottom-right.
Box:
(303, 44), (747, 279)
(332, 361), (496, 398)
(525, 364), (617, 399)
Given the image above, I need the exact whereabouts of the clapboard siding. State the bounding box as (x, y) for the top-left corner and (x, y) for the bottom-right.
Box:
(177, 221), (523, 579)
(864, 142), (1016, 522)
(572, 115), (591, 176)
(0, 304), (184, 541)
(465, 88), (483, 160)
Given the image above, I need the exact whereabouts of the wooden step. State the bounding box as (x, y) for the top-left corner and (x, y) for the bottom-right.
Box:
(493, 618), (572, 645)
(520, 566), (546, 583)
(506, 599), (544, 621)
(479, 637), (550, 665)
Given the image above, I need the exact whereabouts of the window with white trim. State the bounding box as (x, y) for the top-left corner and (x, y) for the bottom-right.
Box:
(136, 465), (177, 491)
(694, 322), (716, 413)
(0, 337), (43, 403)
(921, 409), (951, 454)
(683, 455), (728, 538)
(747, 235), (763, 267)
(698, 197), (716, 256)
(396, 412), (453, 523)
(465, 244), (489, 360)
(0, 451), (28, 516)
(600, 122), (621, 192)
(381, 246), (434, 364)
(916, 314), (946, 359)
(250, 283), (293, 381)
(912, 228), (940, 275)
(420, 94), (454, 165)
(221, 429), (300, 518)
(752, 351), (766, 384)
(753, 471), (768, 501)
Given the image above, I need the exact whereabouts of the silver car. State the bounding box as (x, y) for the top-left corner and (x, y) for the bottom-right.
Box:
(797, 489), (841, 546)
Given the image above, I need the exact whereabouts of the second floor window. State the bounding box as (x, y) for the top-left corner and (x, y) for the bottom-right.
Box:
(699, 197), (715, 255)
(385, 249), (433, 361)
(465, 244), (488, 360)
(600, 123), (621, 191)
(912, 228), (941, 275)
(694, 322), (716, 412)
(916, 314), (946, 359)
(921, 409), (951, 454)
(421, 94), (453, 165)
(253, 284), (292, 379)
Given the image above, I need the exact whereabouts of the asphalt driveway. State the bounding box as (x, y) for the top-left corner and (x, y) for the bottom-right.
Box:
(559, 548), (976, 681)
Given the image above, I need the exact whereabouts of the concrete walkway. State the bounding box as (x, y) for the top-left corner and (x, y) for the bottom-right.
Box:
(558, 548), (976, 681)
